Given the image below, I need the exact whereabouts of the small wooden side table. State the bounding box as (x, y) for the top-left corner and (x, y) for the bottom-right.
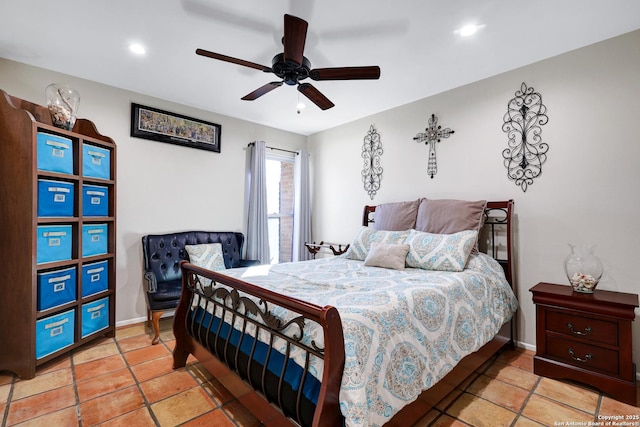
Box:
(304, 241), (350, 259)
(530, 282), (638, 405)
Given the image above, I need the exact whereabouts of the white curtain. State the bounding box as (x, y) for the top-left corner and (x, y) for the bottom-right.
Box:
(293, 149), (312, 261)
(245, 141), (270, 264)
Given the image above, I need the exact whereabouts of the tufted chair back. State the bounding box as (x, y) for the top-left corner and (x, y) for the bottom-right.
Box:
(141, 231), (259, 344)
(142, 231), (246, 283)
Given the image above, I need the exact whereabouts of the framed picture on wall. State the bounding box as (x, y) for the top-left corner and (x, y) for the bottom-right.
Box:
(130, 103), (221, 153)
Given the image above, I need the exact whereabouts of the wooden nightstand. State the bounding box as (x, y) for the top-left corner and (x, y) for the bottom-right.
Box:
(530, 282), (638, 405)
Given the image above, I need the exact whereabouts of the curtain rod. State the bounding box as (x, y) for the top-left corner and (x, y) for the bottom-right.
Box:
(248, 142), (299, 155)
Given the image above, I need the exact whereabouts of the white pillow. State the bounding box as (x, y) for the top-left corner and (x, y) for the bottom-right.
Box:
(364, 242), (410, 270)
(404, 229), (477, 272)
(345, 227), (411, 261)
(185, 243), (227, 271)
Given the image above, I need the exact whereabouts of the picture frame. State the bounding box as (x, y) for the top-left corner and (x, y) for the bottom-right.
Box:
(130, 103), (221, 153)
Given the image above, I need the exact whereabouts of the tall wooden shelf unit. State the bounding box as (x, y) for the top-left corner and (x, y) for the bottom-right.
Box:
(0, 90), (117, 379)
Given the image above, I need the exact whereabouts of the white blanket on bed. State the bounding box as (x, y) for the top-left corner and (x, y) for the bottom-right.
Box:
(214, 253), (518, 427)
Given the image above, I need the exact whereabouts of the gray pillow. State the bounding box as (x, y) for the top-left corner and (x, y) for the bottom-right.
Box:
(372, 199), (421, 231)
(415, 199), (486, 235)
(364, 242), (410, 270)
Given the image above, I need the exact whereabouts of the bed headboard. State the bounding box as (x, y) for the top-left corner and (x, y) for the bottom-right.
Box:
(362, 200), (515, 288)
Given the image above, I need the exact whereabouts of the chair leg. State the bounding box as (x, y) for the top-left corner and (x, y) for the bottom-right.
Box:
(151, 311), (163, 345)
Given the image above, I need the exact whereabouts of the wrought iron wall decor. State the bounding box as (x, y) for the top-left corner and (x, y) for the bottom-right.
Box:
(413, 113), (455, 179)
(361, 124), (383, 199)
(502, 82), (549, 192)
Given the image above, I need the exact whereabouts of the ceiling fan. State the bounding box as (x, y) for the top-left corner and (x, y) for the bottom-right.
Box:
(196, 14), (381, 110)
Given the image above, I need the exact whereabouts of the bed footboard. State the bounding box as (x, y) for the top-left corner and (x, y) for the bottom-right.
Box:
(173, 262), (345, 427)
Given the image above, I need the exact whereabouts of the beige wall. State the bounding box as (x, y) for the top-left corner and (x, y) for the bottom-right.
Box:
(0, 58), (307, 323)
(309, 30), (640, 370)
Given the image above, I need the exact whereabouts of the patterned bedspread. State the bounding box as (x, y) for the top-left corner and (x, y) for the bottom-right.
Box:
(214, 253), (518, 427)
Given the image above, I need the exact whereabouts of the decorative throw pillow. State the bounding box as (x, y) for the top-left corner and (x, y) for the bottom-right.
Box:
(404, 229), (478, 272)
(185, 243), (227, 271)
(345, 227), (411, 261)
(372, 199), (421, 231)
(364, 242), (410, 270)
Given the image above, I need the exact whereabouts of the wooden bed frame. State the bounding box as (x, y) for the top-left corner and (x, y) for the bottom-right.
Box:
(172, 200), (516, 426)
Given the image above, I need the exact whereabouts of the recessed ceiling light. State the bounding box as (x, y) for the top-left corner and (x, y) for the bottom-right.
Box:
(455, 24), (485, 37)
(129, 43), (146, 55)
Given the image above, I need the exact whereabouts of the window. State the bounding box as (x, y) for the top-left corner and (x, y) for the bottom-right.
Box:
(266, 152), (295, 264)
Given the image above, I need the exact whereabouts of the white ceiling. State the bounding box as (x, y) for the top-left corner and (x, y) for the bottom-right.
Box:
(2, 1), (639, 135)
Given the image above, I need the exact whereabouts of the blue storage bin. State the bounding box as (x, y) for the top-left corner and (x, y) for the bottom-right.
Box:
(36, 309), (75, 359)
(37, 266), (77, 311)
(82, 144), (111, 179)
(81, 260), (108, 297)
(82, 223), (108, 257)
(37, 225), (72, 264)
(37, 132), (73, 175)
(82, 184), (108, 217)
(38, 179), (74, 217)
(81, 297), (109, 338)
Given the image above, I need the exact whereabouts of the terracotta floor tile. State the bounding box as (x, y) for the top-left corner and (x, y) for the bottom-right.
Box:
(412, 408), (441, 427)
(73, 353), (126, 381)
(79, 385), (145, 426)
(467, 374), (530, 412)
(150, 387), (215, 426)
(116, 334), (155, 353)
(430, 413), (471, 426)
(35, 354), (72, 375)
(181, 408), (235, 426)
(93, 406), (157, 427)
(5, 385), (76, 426)
(72, 341), (119, 365)
(115, 323), (147, 340)
(446, 393), (516, 427)
(221, 399), (261, 427)
(513, 415), (547, 426)
(76, 368), (136, 402)
(140, 369), (199, 403)
(435, 387), (463, 411)
(522, 394), (594, 426)
(11, 368), (73, 400)
(130, 355), (175, 383)
(10, 406), (79, 427)
(200, 378), (236, 406)
(186, 362), (215, 384)
(484, 362), (539, 390)
(497, 348), (534, 371)
(5, 321), (636, 427)
(0, 383), (10, 404)
(0, 373), (13, 386)
(598, 395), (640, 417)
(123, 342), (171, 366)
(534, 377), (599, 413)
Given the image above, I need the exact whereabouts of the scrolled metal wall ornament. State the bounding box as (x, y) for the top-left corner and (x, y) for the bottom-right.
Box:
(361, 124), (383, 199)
(502, 82), (549, 192)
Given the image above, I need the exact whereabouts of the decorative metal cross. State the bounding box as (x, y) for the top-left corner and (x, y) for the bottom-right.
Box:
(413, 114), (455, 179)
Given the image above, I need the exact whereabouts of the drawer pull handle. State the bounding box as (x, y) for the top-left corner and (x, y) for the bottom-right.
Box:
(568, 348), (592, 363)
(567, 323), (592, 336)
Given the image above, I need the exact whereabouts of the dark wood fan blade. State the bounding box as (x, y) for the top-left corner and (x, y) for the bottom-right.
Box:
(310, 66), (381, 81)
(196, 48), (271, 72)
(283, 14), (308, 66)
(298, 83), (334, 110)
(241, 82), (283, 100)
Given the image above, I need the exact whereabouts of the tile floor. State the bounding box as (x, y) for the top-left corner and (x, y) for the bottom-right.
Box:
(1, 318), (638, 426)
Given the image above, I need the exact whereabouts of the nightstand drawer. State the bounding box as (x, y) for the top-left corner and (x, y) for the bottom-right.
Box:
(546, 310), (618, 346)
(546, 335), (618, 375)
